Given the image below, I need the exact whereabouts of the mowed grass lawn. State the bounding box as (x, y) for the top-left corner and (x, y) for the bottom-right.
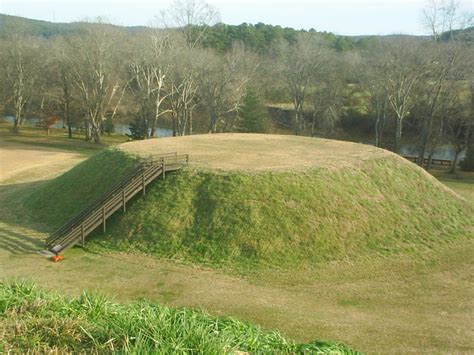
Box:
(0, 126), (473, 353)
(431, 168), (474, 203)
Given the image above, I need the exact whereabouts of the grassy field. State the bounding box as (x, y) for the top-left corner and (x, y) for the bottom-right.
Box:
(0, 128), (473, 352)
(0, 122), (128, 155)
(431, 168), (474, 203)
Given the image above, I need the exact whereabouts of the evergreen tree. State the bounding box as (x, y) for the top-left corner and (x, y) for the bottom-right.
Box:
(238, 87), (269, 133)
(460, 147), (474, 171)
(127, 116), (148, 140)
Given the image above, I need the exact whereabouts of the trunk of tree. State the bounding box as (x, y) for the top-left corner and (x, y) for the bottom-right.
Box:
(311, 112), (317, 137)
(208, 109), (219, 133)
(188, 110), (193, 135)
(172, 115), (177, 137)
(394, 115), (403, 153)
(84, 118), (91, 141)
(13, 100), (24, 134)
(294, 107), (302, 135)
(150, 106), (156, 138)
(374, 113), (381, 147)
(91, 121), (101, 143)
(13, 117), (20, 134)
(450, 149), (461, 174)
(418, 83), (444, 168)
(426, 150), (434, 170)
(64, 97), (72, 138)
(374, 95), (388, 147)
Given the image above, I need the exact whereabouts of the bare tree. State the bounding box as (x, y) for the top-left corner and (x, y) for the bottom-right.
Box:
(378, 39), (428, 152)
(423, 0), (458, 42)
(127, 29), (173, 138)
(416, 0), (467, 167)
(310, 52), (344, 137)
(196, 44), (256, 133)
(277, 33), (328, 135)
(353, 47), (390, 147)
(46, 36), (78, 138)
(161, 0), (220, 49)
(0, 32), (39, 133)
(166, 36), (200, 136)
(67, 20), (126, 143)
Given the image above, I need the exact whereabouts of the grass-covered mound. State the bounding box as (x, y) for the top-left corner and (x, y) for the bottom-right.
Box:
(0, 280), (355, 353)
(11, 149), (138, 229)
(93, 157), (471, 268)
(20, 134), (473, 267)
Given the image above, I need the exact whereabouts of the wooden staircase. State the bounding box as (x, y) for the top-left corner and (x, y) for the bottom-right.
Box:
(46, 153), (189, 255)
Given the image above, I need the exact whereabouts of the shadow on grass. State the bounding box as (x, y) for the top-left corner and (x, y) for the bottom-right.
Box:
(0, 224), (45, 254)
(0, 180), (54, 236)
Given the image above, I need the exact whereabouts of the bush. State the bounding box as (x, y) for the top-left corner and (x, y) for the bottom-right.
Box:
(127, 116), (148, 140)
(238, 87), (269, 133)
(102, 117), (115, 135)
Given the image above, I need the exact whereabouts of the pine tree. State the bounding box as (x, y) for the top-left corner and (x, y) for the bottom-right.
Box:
(238, 87), (269, 133)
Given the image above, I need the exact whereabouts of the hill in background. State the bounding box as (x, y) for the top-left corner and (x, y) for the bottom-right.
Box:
(0, 13), (434, 52)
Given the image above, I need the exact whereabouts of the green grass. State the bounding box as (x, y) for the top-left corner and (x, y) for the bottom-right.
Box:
(0, 122), (128, 155)
(0, 280), (356, 353)
(4, 149), (138, 230)
(431, 169), (474, 203)
(13, 146), (472, 269)
(92, 158), (472, 269)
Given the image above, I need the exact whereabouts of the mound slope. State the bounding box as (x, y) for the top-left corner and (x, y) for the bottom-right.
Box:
(24, 134), (472, 267)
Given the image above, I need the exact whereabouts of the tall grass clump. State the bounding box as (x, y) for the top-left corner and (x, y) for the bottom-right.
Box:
(0, 280), (356, 353)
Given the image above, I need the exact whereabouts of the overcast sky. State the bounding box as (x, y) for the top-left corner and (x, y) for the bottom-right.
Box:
(1, 0), (472, 36)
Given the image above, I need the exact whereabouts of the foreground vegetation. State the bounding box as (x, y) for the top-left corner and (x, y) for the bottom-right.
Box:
(0, 280), (355, 353)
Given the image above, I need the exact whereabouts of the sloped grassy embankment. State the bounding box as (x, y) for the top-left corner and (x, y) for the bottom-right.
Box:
(17, 138), (473, 269)
(0, 280), (355, 353)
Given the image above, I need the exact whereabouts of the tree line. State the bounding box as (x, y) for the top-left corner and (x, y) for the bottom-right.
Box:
(0, 0), (473, 171)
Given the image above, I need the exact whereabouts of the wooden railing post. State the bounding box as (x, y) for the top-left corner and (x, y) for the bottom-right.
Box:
(81, 224), (85, 247)
(162, 157), (166, 179)
(142, 171), (146, 195)
(122, 190), (126, 212)
(102, 207), (106, 233)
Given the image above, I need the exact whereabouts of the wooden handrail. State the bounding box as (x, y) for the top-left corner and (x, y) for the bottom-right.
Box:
(402, 155), (452, 166)
(47, 153), (189, 254)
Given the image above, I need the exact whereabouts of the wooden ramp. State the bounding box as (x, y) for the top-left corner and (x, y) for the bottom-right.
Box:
(46, 153), (189, 255)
